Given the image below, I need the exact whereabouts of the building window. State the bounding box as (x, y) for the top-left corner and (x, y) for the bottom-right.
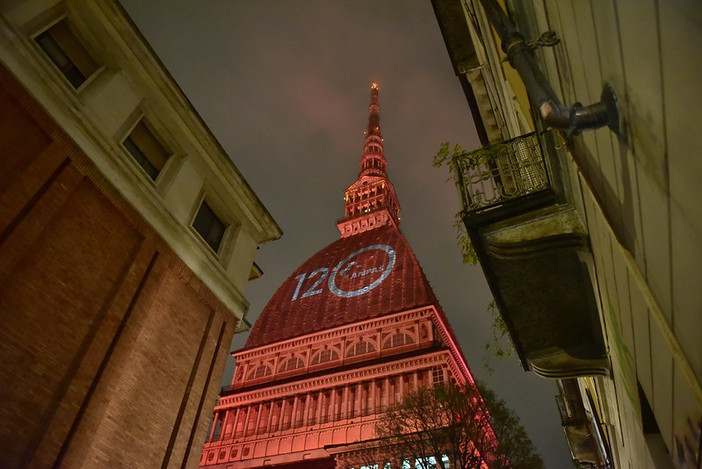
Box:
(192, 200), (226, 252)
(346, 340), (375, 357)
(35, 19), (98, 88)
(382, 332), (414, 349)
(247, 365), (271, 380)
(122, 120), (170, 180)
(310, 348), (339, 365)
(278, 356), (304, 373)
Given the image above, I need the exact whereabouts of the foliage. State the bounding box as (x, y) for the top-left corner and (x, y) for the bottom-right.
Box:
(475, 383), (545, 469)
(433, 140), (519, 265)
(434, 140), (514, 266)
(432, 141), (465, 172)
(433, 143), (477, 265)
(451, 214), (479, 266)
(482, 301), (516, 373)
(433, 141), (506, 172)
(434, 143), (517, 366)
(370, 383), (544, 469)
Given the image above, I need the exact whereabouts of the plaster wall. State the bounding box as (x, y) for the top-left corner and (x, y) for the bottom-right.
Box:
(512, 1), (702, 466)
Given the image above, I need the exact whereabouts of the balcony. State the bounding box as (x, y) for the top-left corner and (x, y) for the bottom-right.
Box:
(454, 132), (552, 217)
(556, 379), (611, 467)
(452, 131), (608, 378)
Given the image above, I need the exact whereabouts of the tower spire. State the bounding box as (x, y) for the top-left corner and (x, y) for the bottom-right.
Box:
(337, 83), (400, 238)
(359, 82), (387, 178)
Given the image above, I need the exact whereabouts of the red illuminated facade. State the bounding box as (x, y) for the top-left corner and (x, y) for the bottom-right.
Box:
(200, 85), (480, 468)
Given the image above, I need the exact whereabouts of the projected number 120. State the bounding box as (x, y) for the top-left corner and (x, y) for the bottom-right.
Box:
(291, 268), (329, 301)
(290, 244), (396, 301)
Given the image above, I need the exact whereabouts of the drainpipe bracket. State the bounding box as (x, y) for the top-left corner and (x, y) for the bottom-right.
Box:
(600, 83), (621, 136)
(567, 103), (584, 137)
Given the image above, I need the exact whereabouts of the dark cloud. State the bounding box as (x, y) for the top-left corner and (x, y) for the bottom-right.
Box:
(120, 1), (571, 466)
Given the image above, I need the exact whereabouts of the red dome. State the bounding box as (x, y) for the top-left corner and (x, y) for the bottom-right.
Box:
(245, 225), (439, 348)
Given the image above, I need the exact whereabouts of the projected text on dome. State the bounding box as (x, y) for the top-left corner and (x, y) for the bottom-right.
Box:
(290, 244), (396, 300)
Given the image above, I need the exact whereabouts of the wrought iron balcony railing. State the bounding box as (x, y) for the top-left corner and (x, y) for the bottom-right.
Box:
(453, 132), (550, 214)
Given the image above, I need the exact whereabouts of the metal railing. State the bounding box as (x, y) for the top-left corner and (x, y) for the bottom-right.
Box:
(454, 132), (549, 213)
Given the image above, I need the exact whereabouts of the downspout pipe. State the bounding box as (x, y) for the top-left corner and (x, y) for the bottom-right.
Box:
(478, 0), (618, 135)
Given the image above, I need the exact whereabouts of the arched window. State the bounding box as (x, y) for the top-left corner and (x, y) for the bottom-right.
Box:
(311, 348), (340, 365)
(382, 332), (414, 350)
(278, 356), (304, 373)
(346, 340), (376, 357)
(247, 365), (272, 380)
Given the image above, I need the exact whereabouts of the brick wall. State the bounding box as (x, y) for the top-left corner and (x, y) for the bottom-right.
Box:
(0, 65), (236, 468)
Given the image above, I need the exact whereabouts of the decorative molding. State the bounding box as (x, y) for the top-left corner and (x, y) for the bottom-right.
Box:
(233, 308), (437, 388)
(235, 307), (433, 361)
(219, 350), (451, 408)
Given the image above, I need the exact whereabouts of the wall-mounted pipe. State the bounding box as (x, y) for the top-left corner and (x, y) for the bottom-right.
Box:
(478, 0), (618, 135)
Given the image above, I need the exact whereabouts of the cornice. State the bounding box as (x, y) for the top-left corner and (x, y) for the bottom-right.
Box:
(234, 306), (435, 361)
(430, 309), (474, 384)
(218, 350), (451, 408)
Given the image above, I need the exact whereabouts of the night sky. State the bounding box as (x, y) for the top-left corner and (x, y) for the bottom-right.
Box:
(120, 1), (572, 466)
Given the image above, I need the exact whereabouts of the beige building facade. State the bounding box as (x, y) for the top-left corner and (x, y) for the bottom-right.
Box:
(433, 0), (701, 467)
(0, 1), (280, 467)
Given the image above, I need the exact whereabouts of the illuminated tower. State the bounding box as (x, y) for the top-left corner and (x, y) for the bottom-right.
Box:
(200, 85), (479, 468)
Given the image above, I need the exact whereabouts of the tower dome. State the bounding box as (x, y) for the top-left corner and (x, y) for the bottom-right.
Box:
(246, 84), (431, 348)
(245, 225), (438, 348)
(201, 84), (479, 469)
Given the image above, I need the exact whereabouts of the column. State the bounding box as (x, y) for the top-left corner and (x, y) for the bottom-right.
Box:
(370, 380), (377, 414)
(207, 411), (219, 443)
(349, 385), (356, 418)
(266, 401), (275, 433)
(291, 395), (300, 428)
(356, 383), (363, 417)
(275, 400), (283, 432)
(220, 409), (232, 440)
(254, 403), (263, 434)
(385, 376), (390, 412)
(235, 407), (245, 438)
(279, 399), (288, 430)
(229, 408), (242, 439)
(213, 411), (223, 441)
(242, 405), (252, 437)
(310, 393), (318, 425)
(329, 388), (337, 422)
(341, 385), (349, 419)
(303, 393), (311, 426)
(413, 371), (419, 390)
(316, 391), (323, 424)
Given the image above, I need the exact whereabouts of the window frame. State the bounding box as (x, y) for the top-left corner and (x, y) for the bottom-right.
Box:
(191, 198), (228, 254)
(278, 356), (305, 373)
(382, 332), (415, 350)
(346, 340), (376, 358)
(310, 347), (340, 366)
(32, 15), (100, 90)
(246, 364), (272, 381)
(121, 117), (172, 182)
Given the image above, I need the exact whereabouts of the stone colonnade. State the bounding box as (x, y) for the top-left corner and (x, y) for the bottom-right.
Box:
(207, 366), (447, 443)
